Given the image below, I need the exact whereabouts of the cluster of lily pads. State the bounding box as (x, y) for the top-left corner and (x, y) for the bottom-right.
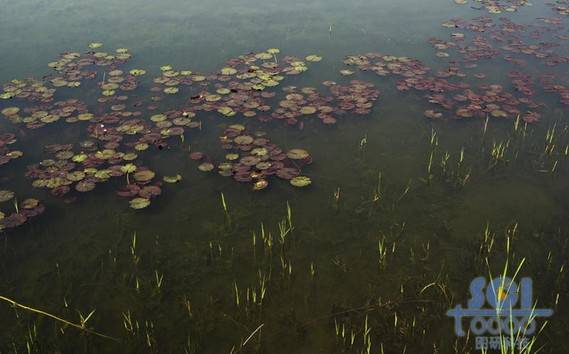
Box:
(341, 9), (569, 121)
(2, 99), (92, 130)
(435, 16), (567, 67)
(268, 80), (380, 126)
(0, 133), (23, 166)
(0, 190), (44, 231)
(343, 53), (542, 122)
(433, 16), (569, 108)
(1, 43), (337, 219)
(191, 124), (312, 190)
(24, 142), (182, 209)
(0, 78), (56, 102)
(454, 0), (531, 14)
(143, 49), (324, 119)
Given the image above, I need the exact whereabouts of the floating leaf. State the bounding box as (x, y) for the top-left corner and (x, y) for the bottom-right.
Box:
(218, 107), (236, 117)
(1, 107), (20, 116)
(0, 190), (15, 203)
(75, 180), (95, 192)
(305, 55), (322, 62)
(300, 106), (317, 115)
(198, 162), (214, 172)
(221, 67), (237, 75)
(130, 197), (150, 209)
(253, 179), (269, 191)
(286, 149), (310, 160)
(164, 87), (179, 94)
(290, 176), (312, 187)
(21, 198), (39, 209)
(133, 170), (155, 182)
(66, 171), (86, 182)
(129, 69), (146, 76)
(121, 163), (137, 174)
(150, 114), (167, 122)
(163, 174), (182, 183)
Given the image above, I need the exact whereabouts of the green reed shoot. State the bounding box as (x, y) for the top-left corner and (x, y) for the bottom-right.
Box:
(154, 270), (164, 291)
(220, 192), (231, 226)
(378, 236), (388, 270)
(373, 171), (382, 202)
(359, 134), (368, 151)
(130, 232), (140, 266)
(482, 115), (489, 140)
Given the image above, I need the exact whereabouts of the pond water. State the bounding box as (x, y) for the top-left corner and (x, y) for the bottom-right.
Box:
(1, 0), (568, 352)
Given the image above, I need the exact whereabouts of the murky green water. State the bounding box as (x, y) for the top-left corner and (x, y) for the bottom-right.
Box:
(1, 0), (568, 352)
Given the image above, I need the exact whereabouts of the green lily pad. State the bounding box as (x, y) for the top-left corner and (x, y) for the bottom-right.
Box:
(221, 67), (237, 75)
(66, 171), (86, 182)
(163, 174), (182, 183)
(253, 179), (269, 191)
(0, 190), (15, 203)
(134, 143), (149, 151)
(130, 197), (150, 210)
(305, 55), (322, 62)
(286, 149), (310, 160)
(198, 162), (214, 172)
(95, 149), (116, 159)
(218, 107), (236, 117)
(129, 69), (146, 76)
(72, 153), (88, 162)
(21, 198), (39, 209)
(121, 163), (137, 174)
(133, 170), (155, 182)
(1, 107), (20, 116)
(164, 87), (179, 94)
(290, 176), (312, 187)
(151, 114), (167, 122)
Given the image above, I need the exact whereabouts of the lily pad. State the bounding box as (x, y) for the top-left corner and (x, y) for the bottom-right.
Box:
(130, 197), (150, 210)
(121, 163), (137, 174)
(305, 55), (322, 62)
(234, 135), (254, 145)
(0, 190), (15, 202)
(198, 162), (214, 172)
(218, 107), (236, 117)
(290, 176), (312, 187)
(286, 149), (310, 160)
(21, 198), (39, 209)
(129, 69), (146, 76)
(1, 107), (20, 116)
(221, 67), (237, 75)
(133, 170), (155, 182)
(75, 180), (96, 192)
(253, 179), (269, 191)
(164, 87), (179, 94)
(163, 174), (182, 183)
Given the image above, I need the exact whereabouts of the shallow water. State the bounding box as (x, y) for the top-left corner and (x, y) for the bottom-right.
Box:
(1, 0), (569, 353)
